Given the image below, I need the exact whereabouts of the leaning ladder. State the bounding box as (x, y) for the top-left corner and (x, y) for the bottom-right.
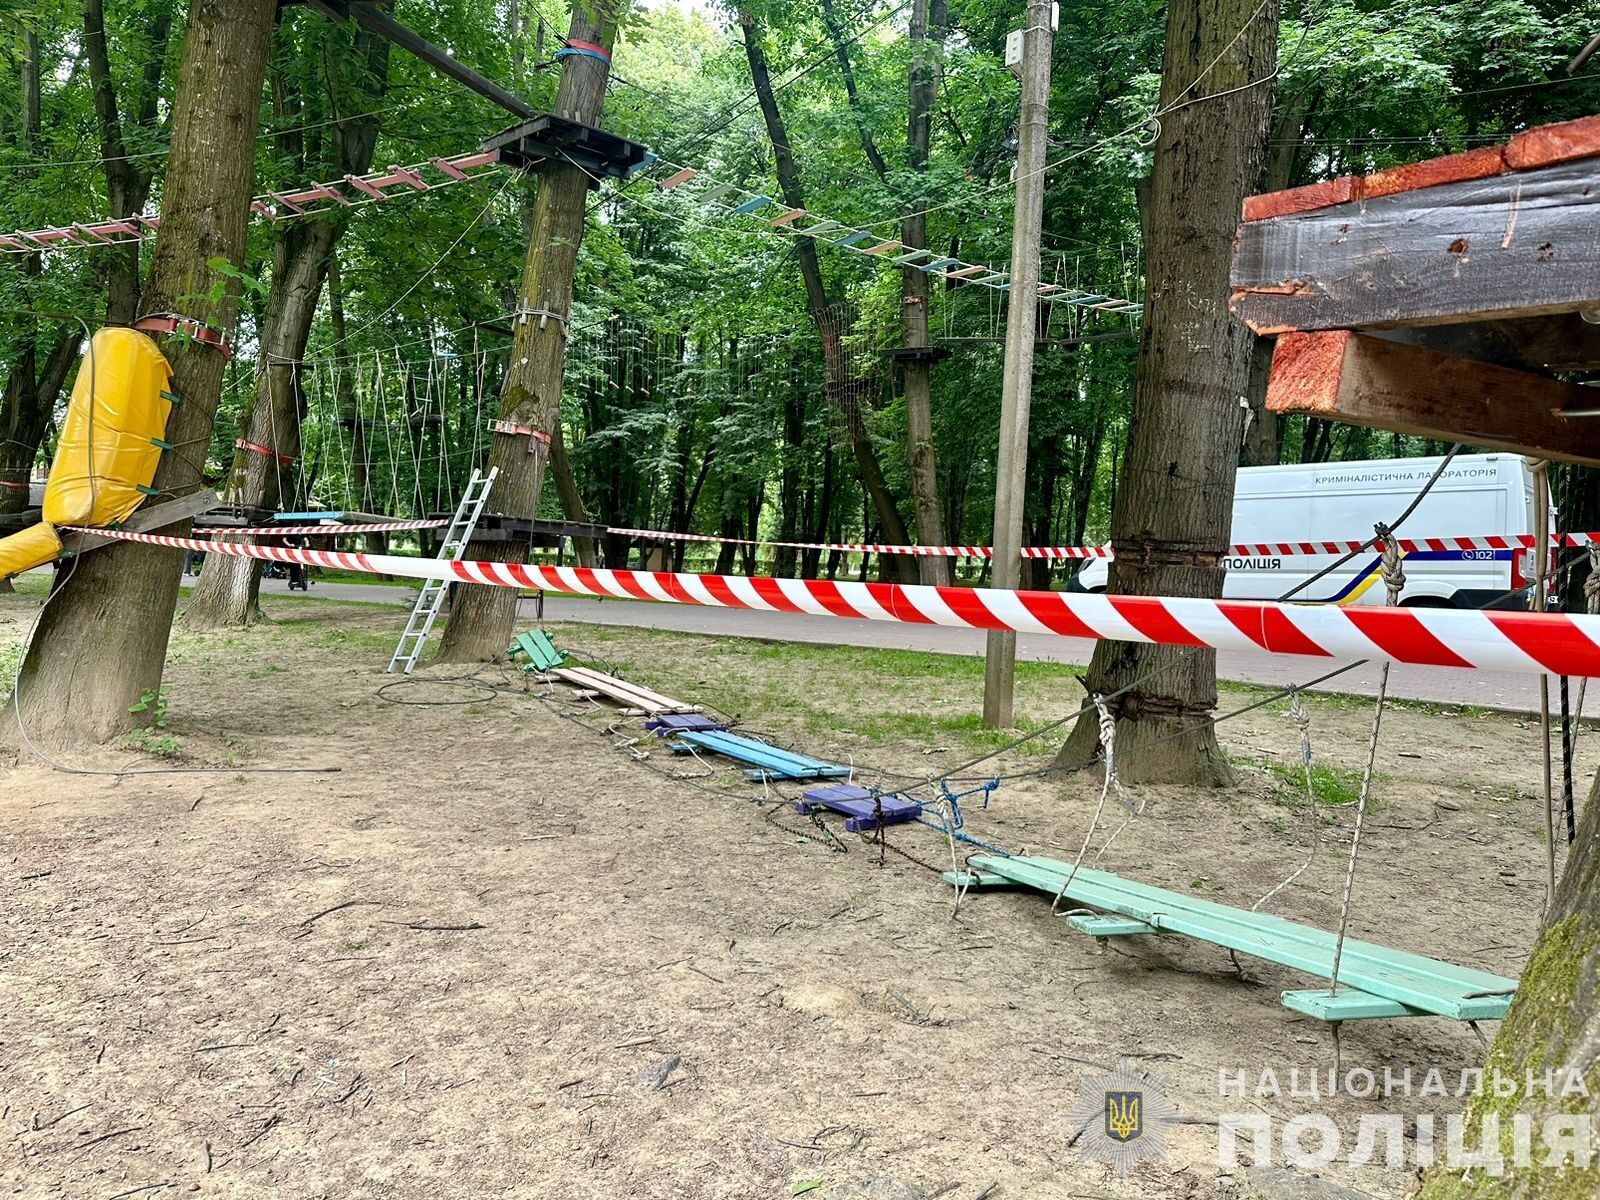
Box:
(386, 466), (498, 675)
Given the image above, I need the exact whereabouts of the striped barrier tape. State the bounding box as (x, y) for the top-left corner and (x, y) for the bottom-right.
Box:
(64, 526), (1600, 678)
(193, 519), (451, 536)
(610, 526), (1600, 560)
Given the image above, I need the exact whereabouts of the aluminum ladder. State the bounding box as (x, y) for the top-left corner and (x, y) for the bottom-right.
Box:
(386, 466), (498, 675)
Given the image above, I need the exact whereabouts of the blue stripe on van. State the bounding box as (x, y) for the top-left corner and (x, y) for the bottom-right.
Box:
(1288, 549), (1511, 605)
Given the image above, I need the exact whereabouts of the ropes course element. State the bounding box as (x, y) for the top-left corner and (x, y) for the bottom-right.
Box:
(606, 524), (1600, 560)
(57, 525), (1600, 678)
(192, 519), (451, 536)
(1327, 530), (1407, 1005)
(0, 151), (501, 254)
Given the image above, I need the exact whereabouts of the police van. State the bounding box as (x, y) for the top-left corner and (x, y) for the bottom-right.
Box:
(1073, 454), (1543, 608)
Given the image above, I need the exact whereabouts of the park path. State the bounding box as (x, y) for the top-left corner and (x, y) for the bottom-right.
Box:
(257, 576), (1555, 714)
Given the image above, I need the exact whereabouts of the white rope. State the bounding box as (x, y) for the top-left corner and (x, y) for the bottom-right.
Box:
(1050, 696), (1133, 914)
(1328, 528), (1403, 994)
(1252, 689), (1320, 912)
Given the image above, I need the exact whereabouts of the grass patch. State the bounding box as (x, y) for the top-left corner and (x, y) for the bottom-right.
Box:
(1261, 757), (1369, 808)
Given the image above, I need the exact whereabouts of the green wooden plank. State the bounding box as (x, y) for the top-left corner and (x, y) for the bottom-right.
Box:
(1067, 913), (1157, 938)
(971, 855), (1515, 1021)
(1281, 988), (1430, 1022)
(941, 870), (1014, 889)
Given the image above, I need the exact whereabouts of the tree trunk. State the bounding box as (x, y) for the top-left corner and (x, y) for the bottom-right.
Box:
(184, 31), (388, 628)
(1416, 769), (1599, 1197)
(901, 0), (952, 586)
(737, 5), (916, 583)
(1240, 86), (1314, 468)
(1055, 0), (1278, 785)
(10, 0), (278, 747)
(434, 1), (620, 662)
(548, 423), (598, 568)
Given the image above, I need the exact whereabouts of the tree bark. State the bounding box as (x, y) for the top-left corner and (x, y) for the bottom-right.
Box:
(1055, 0), (1279, 784)
(737, 5), (916, 583)
(548, 423), (598, 568)
(1416, 769), (1599, 1197)
(434, 1), (621, 662)
(818, 0), (890, 183)
(901, 0), (951, 586)
(184, 29), (388, 628)
(10, 0), (278, 747)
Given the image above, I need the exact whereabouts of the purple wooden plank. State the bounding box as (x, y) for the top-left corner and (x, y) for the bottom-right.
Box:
(796, 784), (922, 832)
(647, 713), (727, 734)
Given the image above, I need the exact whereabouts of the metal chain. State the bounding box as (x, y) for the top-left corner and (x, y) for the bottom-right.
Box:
(1328, 525), (1400, 994)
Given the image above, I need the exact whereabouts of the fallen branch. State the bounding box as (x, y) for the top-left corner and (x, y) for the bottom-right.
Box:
(294, 900), (381, 938)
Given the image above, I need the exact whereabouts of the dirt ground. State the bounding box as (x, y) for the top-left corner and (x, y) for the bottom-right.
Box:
(0, 588), (1582, 1200)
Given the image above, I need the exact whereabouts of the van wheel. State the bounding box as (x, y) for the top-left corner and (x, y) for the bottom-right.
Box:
(1400, 596), (1452, 609)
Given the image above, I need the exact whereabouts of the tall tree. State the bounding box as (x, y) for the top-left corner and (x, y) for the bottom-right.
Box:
(435, 0), (624, 661)
(2, 26), (81, 561)
(10, 0), (279, 746)
(735, 3), (916, 583)
(184, 22), (390, 628)
(84, 0), (174, 324)
(1055, 0), (1279, 783)
(900, 0), (952, 586)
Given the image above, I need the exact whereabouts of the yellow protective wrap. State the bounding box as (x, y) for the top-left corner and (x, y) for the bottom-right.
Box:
(0, 521), (63, 581)
(42, 326), (173, 527)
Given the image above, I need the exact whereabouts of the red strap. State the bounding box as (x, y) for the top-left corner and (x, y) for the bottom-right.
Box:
(489, 418), (552, 446)
(235, 438), (295, 465)
(564, 39), (612, 60)
(0, 479), (30, 491)
(134, 313), (234, 358)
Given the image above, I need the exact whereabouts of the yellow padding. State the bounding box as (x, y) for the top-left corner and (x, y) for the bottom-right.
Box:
(0, 521), (63, 581)
(43, 327), (173, 528)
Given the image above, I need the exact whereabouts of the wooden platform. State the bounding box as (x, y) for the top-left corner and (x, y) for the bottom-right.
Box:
(672, 730), (850, 781)
(946, 854), (1517, 1023)
(552, 665), (700, 716)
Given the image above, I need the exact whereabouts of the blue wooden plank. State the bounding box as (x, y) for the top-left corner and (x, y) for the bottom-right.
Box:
(275, 511), (348, 521)
(833, 230), (874, 247)
(965, 855), (1515, 1021)
(731, 196), (774, 215)
(646, 713), (727, 734)
(678, 730), (850, 779)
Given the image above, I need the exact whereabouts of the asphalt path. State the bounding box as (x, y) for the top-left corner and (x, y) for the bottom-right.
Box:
(256, 576), (1557, 714)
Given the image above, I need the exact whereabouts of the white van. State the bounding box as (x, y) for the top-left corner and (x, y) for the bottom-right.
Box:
(1072, 454), (1542, 608)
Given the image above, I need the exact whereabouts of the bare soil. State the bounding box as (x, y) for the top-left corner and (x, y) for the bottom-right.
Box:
(0, 590), (1580, 1200)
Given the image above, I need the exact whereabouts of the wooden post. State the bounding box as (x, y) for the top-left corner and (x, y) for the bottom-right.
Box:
(982, 0), (1052, 730)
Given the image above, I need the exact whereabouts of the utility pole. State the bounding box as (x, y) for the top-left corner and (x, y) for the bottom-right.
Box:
(982, 0), (1053, 729)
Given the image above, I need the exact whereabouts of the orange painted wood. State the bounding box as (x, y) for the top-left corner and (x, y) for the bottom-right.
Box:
(1359, 145), (1507, 200)
(1242, 176), (1357, 222)
(1264, 331), (1600, 465)
(1506, 114), (1600, 171)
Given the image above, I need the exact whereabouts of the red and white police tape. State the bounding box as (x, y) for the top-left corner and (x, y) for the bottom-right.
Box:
(66, 526), (1600, 678)
(610, 526), (1600, 560)
(192, 519), (451, 537)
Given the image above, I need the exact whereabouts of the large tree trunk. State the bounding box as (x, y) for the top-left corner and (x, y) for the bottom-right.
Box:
(10, 0), (278, 747)
(548, 423), (598, 568)
(901, 0), (952, 587)
(184, 30), (388, 628)
(1417, 773), (1598, 1197)
(434, 1), (620, 662)
(737, 5), (916, 583)
(1055, 0), (1278, 785)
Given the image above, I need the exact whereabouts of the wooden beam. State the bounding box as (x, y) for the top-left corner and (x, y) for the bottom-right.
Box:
(1231, 156), (1600, 334)
(1383, 314), (1600, 375)
(1264, 332), (1600, 466)
(59, 489), (220, 555)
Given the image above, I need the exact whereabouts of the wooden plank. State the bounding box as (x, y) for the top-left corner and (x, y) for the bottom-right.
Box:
(1241, 176), (1357, 222)
(1280, 988), (1423, 1022)
(970, 855), (1515, 1020)
(1505, 114), (1600, 171)
(1231, 157), (1600, 332)
(1359, 145), (1508, 201)
(1066, 913), (1157, 938)
(942, 870), (1015, 889)
(552, 666), (699, 714)
(59, 489), (221, 555)
(1263, 331), (1600, 466)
